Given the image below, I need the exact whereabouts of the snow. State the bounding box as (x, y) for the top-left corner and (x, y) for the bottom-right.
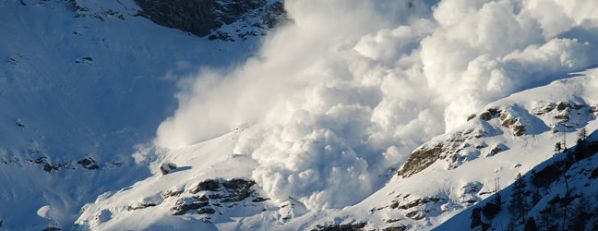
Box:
(76, 71), (598, 230)
(2, 0), (598, 230)
(0, 0), (264, 229)
(155, 0), (598, 212)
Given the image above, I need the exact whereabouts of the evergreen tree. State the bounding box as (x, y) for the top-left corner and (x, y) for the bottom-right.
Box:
(554, 142), (562, 154)
(509, 173), (529, 224)
(569, 198), (590, 231)
(576, 128), (587, 151)
(524, 217), (539, 231)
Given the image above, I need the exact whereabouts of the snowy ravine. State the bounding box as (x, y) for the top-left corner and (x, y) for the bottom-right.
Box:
(0, 0), (281, 230)
(76, 70), (598, 230)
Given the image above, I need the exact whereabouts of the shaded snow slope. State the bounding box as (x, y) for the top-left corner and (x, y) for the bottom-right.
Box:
(436, 130), (598, 231)
(0, 0), (267, 229)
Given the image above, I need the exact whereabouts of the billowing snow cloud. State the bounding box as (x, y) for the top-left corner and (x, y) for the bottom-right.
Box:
(156, 0), (598, 209)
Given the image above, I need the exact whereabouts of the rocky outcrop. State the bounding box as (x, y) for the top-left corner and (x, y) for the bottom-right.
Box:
(312, 222), (366, 231)
(397, 127), (503, 177)
(171, 178), (264, 215)
(134, 0), (287, 40)
(398, 101), (596, 179)
(532, 102), (596, 133)
(396, 144), (444, 177)
(159, 162), (177, 175)
(77, 157), (99, 170)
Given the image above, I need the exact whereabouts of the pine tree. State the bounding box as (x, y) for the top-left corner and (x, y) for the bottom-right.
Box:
(576, 128), (587, 151)
(509, 173), (529, 224)
(554, 142), (562, 153)
(569, 197), (590, 230)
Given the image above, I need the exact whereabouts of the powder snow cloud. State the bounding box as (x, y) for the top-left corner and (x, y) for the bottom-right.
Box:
(155, 0), (598, 209)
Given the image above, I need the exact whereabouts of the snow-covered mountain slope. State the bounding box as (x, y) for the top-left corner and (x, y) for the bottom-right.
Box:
(4, 0), (598, 230)
(291, 70), (598, 231)
(0, 0), (282, 230)
(437, 130), (598, 231)
(75, 69), (598, 230)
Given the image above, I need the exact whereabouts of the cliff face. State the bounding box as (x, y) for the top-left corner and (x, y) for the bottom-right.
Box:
(134, 0), (286, 40)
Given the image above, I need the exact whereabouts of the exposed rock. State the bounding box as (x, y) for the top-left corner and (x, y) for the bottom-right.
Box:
(252, 197), (269, 202)
(396, 196), (441, 210)
(313, 222), (366, 231)
(486, 144), (509, 157)
(127, 202), (157, 211)
(15, 119), (25, 127)
(554, 113), (570, 122)
(42, 227), (61, 231)
(532, 103), (555, 115)
(460, 181), (483, 204)
(43, 163), (60, 173)
(467, 114), (476, 121)
(405, 210), (424, 220)
(479, 112), (492, 121)
(171, 197), (209, 215)
(498, 109), (529, 136)
(159, 162), (177, 175)
(162, 188), (184, 198)
(189, 179), (221, 193)
(127, 195), (163, 211)
(197, 207), (216, 214)
(173, 178), (262, 216)
(479, 108), (501, 121)
(134, 0), (286, 40)
(397, 144), (443, 177)
(556, 102), (569, 111)
(77, 157), (99, 170)
(382, 225), (407, 231)
(75, 56), (93, 64)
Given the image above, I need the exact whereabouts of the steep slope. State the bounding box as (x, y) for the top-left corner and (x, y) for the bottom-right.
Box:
(75, 70), (598, 230)
(0, 0), (281, 230)
(437, 130), (598, 231)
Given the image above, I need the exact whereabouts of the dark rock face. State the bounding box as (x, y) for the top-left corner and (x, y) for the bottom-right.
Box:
(313, 222), (366, 231)
(77, 157), (99, 170)
(171, 197), (209, 215)
(172, 178), (264, 216)
(397, 144), (444, 177)
(159, 162), (177, 175)
(127, 202), (158, 211)
(189, 179), (221, 193)
(134, 0), (286, 39)
(382, 226), (407, 231)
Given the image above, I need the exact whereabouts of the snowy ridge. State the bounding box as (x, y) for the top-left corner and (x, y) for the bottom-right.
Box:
(76, 70), (598, 230)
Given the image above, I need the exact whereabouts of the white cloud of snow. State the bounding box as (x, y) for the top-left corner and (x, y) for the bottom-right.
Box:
(155, 0), (598, 209)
